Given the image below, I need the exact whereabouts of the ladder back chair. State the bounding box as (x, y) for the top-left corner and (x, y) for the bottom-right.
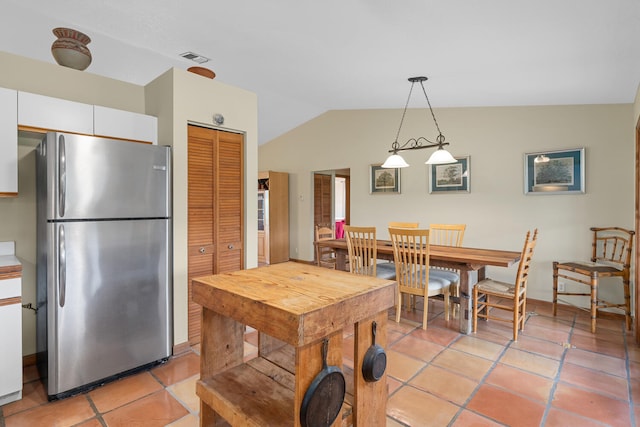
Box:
(553, 227), (635, 333)
(429, 224), (466, 247)
(429, 224), (466, 317)
(387, 222), (419, 307)
(388, 222), (419, 229)
(314, 224), (336, 269)
(389, 227), (452, 330)
(344, 226), (396, 279)
(473, 229), (538, 341)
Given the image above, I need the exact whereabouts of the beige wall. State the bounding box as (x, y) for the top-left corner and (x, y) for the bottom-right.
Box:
(0, 51), (146, 113)
(259, 104), (635, 306)
(0, 51), (258, 356)
(146, 68), (258, 346)
(635, 82), (640, 126)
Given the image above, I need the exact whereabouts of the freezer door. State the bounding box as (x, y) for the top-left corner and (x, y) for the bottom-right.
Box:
(41, 132), (170, 220)
(46, 219), (172, 397)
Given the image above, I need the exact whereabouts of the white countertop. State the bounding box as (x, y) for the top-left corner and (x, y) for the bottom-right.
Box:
(0, 241), (21, 270)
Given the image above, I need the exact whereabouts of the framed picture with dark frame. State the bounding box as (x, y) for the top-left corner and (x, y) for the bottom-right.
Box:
(524, 148), (585, 195)
(370, 164), (401, 194)
(429, 156), (470, 193)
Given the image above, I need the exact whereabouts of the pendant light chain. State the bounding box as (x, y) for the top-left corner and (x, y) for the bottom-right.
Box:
(392, 82), (417, 149)
(418, 80), (445, 144)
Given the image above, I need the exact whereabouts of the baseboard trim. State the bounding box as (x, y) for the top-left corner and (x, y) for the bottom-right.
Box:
(528, 297), (630, 322)
(172, 341), (192, 357)
(23, 353), (37, 367)
(288, 258), (314, 265)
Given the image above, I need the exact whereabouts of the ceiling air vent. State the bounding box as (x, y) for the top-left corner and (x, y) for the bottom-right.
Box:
(179, 52), (210, 64)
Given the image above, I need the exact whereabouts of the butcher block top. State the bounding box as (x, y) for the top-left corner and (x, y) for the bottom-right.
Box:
(192, 261), (396, 347)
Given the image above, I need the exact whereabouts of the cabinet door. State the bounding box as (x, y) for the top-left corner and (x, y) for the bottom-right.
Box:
(0, 279), (21, 399)
(0, 87), (17, 196)
(214, 131), (244, 273)
(314, 173), (332, 227)
(187, 126), (215, 345)
(187, 125), (244, 345)
(266, 172), (289, 264)
(18, 91), (93, 135)
(0, 304), (21, 397)
(258, 230), (268, 264)
(94, 105), (158, 144)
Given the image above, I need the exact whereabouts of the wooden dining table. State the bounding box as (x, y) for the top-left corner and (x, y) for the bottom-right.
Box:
(315, 238), (522, 334)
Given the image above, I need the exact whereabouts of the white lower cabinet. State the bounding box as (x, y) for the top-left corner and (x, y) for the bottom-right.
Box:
(0, 276), (22, 405)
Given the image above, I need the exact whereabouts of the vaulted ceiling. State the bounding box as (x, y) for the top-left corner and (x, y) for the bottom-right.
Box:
(2, 1), (639, 145)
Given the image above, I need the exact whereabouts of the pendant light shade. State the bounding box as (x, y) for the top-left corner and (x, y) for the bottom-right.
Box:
(383, 76), (457, 168)
(425, 147), (457, 165)
(381, 153), (409, 168)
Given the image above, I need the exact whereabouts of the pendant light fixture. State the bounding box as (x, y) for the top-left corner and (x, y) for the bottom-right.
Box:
(382, 76), (456, 168)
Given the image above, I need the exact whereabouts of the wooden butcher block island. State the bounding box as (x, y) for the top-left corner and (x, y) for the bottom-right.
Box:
(192, 261), (396, 427)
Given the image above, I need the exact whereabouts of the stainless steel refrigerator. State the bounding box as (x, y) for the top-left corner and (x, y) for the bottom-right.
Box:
(36, 132), (172, 399)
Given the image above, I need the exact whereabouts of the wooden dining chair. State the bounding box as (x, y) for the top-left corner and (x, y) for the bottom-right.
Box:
(387, 222), (419, 307)
(472, 229), (538, 341)
(429, 224), (466, 316)
(344, 226), (396, 279)
(386, 224), (418, 266)
(389, 227), (452, 330)
(553, 227), (635, 333)
(314, 224), (336, 269)
(388, 221), (419, 229)
(429, 224), (465, 247)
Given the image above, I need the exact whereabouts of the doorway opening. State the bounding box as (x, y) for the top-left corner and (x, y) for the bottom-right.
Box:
(313, 169), (350, 261)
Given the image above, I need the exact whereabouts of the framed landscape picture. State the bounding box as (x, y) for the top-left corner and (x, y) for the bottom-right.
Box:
(524, 148), (585, 195)
(429, 156), (470, 193)
(370, 164), (400, 194)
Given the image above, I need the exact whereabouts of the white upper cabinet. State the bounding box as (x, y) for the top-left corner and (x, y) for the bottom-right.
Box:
(94, 105), (157, 144)
(18, 92), (94, 135)
(4, 89), (159, 194)
(0, 88), (17, 196)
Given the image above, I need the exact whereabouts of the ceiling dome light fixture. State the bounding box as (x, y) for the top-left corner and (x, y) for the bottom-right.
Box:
(382, 76), (457, 168)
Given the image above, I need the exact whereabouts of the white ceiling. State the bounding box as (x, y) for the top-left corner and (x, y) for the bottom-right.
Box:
(2, 1), (640, 145)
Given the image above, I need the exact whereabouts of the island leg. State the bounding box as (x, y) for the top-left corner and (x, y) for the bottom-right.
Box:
(353, 311), (388, 426)
(198, 308), (244, 426)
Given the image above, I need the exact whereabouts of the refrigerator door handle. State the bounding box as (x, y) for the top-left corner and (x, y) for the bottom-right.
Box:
(58, 225), (66, 307)
(58, 134), (66, 217)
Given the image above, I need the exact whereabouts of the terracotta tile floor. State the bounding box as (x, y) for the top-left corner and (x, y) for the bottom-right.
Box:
(1, 299), (638, 426)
